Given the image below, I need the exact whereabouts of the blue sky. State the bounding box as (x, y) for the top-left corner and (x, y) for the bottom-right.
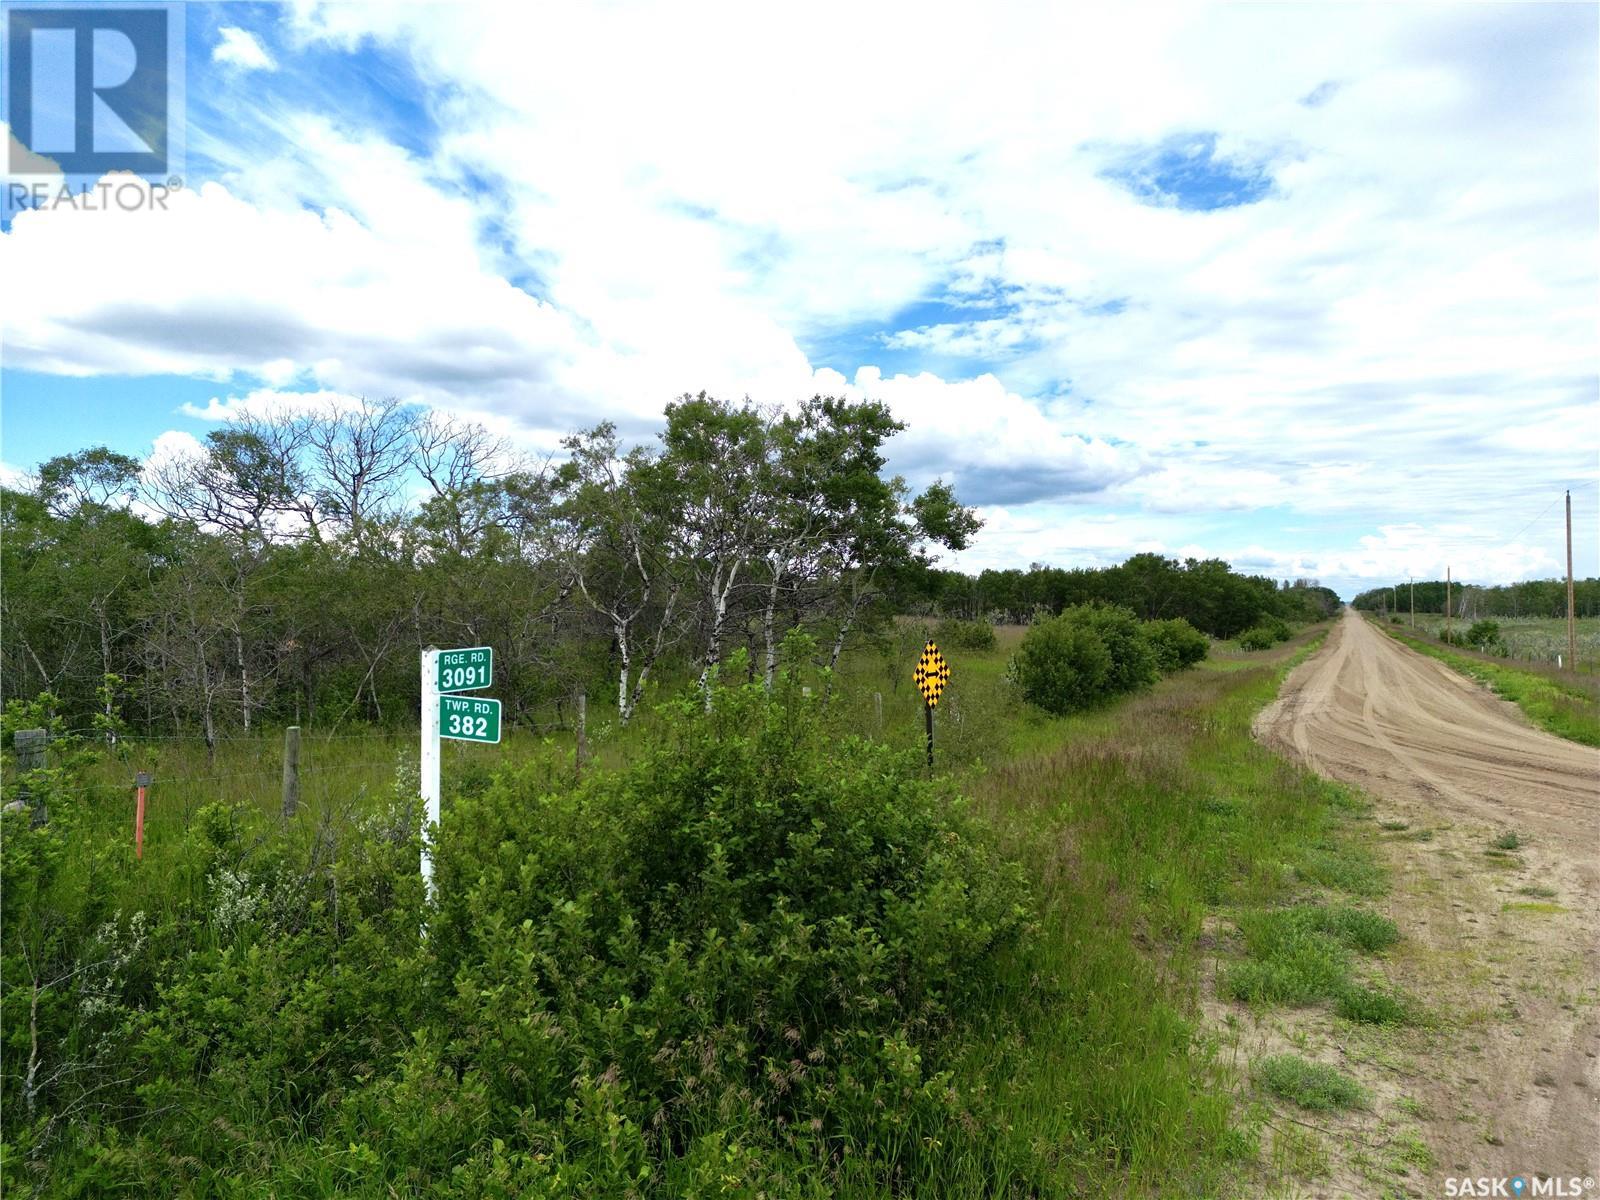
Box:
(2, 1), (1596, 597)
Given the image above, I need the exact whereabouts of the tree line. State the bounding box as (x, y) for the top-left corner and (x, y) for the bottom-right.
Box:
(2, 397), (1337, 744)
(1351, 578), (1600, 619)
(892, 554), (1339, 638)
(1, 396), (979, 744)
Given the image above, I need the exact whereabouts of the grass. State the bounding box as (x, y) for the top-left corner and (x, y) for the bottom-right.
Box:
(13, 620), (1382, 1197)
(1336, 983), (1419, 1025)
(1373, 621), (1600, 747)
(939, 624), (1401, 1190)
(1255, 1055), (1367, 1111)
(1396, 612), (1600, 672)
(1222, 905), (1409, 1016)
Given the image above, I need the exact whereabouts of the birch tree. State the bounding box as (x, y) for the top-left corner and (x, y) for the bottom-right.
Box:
(555, 424), (684, 724)
(658, 395), (772, 703)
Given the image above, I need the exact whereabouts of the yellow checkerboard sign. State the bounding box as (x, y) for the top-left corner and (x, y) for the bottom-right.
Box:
(913, 641), (951, 707)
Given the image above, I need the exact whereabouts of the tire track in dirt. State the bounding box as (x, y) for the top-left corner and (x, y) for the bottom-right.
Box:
(1254, 609), (1600, 1195)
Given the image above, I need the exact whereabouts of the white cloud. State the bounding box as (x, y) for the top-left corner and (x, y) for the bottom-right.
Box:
(0, 167), (605, 434)
(213, 27), (276, 72)
(2, 2), (1596, 590)
(821, 367), (1144, 505)
(178, 389), (364, 423)
(0, 460), (31, 490)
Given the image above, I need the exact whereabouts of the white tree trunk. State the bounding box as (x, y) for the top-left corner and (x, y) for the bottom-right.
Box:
(699, 561), (741, 709)
(236, 630), (252, 734)
(98, 609), (116, 745)
(202, 675), (217, 758)
(615, 620), (634, 724)
(762, 572), (781, 693)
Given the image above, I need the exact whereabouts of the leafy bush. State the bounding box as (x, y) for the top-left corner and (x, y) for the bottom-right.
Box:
(1061, 605), (1159, 695)
(1142, 618), (1209, 673)
(424, 651), (1036, 1188)
(1236, 626), (1277, 651)
(936, 616), (998, 652)
(1237, 617), (1290, 651)
(4, 652), (1035, 1194)
(1009, 614), (1113, 714)
(1465, 620), (1501, 647)
(1010, 606), (1167, 713)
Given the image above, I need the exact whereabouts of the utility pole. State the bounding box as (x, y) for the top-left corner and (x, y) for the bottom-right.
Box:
(1410, 577), (1415, 628)
(1567, 489), (1577, 670)
(1445, 566), (1452, 638)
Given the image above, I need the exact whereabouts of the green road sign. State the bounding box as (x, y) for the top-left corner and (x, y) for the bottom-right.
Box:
(440, 695), (501, 743)
(437, 646), (492, 693)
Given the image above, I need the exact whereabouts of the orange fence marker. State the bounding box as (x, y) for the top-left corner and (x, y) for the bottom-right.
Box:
(134, 771), (150, 859)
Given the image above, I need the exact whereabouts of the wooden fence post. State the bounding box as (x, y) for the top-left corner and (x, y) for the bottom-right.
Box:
(874, 692), (883, 731)
(575, 689), (587, 783)
(281, 726), (301, 818)
(14, 729), (47, 826)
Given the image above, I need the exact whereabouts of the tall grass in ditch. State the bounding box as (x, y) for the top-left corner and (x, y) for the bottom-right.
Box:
(930, 628), (1384, 1194)
(4, 624), (1374, 1196)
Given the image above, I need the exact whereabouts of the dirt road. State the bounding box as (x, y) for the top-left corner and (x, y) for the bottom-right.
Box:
(1255, 609), (1600, 1194)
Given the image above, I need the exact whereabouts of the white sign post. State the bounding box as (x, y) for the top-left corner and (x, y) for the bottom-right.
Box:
(421, 646), (441, 898)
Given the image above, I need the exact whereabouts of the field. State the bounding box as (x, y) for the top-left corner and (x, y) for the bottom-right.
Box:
(3, 622), (1405, 1197)
(1384, 612), (1600, 670)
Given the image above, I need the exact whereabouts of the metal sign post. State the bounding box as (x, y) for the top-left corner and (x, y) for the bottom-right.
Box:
(421, 647), (441, 898)
(421, 644), (497, 899)
(912, 641), (951, 769)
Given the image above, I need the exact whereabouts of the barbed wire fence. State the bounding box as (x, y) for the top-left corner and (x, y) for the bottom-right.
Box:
(1, 709), (588, 838)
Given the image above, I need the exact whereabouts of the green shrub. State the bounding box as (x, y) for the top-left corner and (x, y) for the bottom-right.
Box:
(1236, 626), (1277, 651)
(1465, 620), (1501, 648)
(1009, 613), (1114, 714)
(1237, 615), (1293, 651)
(426, 651), (1034, 1184)
(1009, 605), (1159, 714)
(1142, 617), (1209, 673)
(1060, 605), (1160, 695)
(8, 649), (1036, 1193)
(936, 616), (998, 652)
